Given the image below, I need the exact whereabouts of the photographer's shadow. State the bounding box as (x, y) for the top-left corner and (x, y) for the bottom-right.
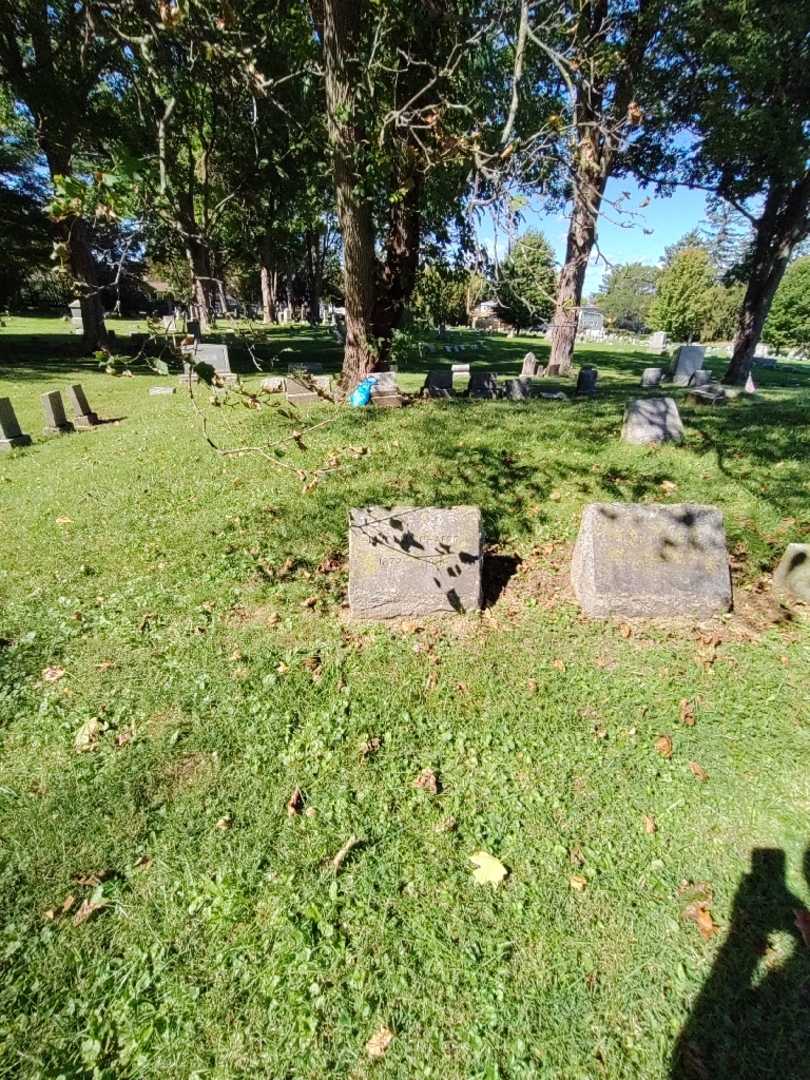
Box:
(672, 848), (810, 1079)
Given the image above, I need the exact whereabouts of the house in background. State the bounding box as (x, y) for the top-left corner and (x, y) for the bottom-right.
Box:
(578, 304), (605, 337)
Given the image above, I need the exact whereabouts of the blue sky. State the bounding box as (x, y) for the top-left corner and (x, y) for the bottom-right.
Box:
(480, 177), (709, 298)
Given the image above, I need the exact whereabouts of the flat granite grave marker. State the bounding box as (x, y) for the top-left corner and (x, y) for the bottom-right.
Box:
(576, 366), (598, 396)
(349, 505), (482, 619)
(469, 372), (499, 399)
(621, 397), (683, 445)
(423, 371), (453, 398)
(571, 502), (732, 618)
(0, 397), (32, 450)
(371, 371), (404, 408)
(520, 352), (538, 377)
(41, 391), (75, 435)
(285, 374), (332, 405)
(67, 384), (99, 427)
(671, 345), (705, 386)
(640, 367), (664, 388)
(149, 386), (176, 396)
(773, 543), (810, 602)
(688, 369), (712, 388)
(687, 385), (726, 406)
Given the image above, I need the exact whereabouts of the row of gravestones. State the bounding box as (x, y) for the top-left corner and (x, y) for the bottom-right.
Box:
(0, 386), (100, 450)
(347, 504), (810, 619)
(421, 355), (597, 401)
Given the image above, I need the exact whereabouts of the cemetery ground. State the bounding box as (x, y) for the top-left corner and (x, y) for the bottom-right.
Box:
(1, 317), (810, 1079)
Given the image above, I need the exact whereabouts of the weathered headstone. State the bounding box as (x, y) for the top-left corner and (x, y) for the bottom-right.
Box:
(451, 363), (471, 376)
(469, 371), (499, 399)
(500, 376), (532, 401)
(575, 366), (598, 396)
(0, 397), (32, 451)
(687, 386), (726, 406)
(520, 352), (538, 377)
(371, 371), (404, 408)
(640, 367), (664, 388)
(621, 397), (683, 445)
(41, 391), (75, 435)
(149, 386), (176, 396)
(688, 369), (712, 388)
(648, 330), (667, 354)
(67, 384), (99, 427)
(348, 505), (482, 619)
(261, 376), (285, 393)
(68, 299), (83, 335)
(285, 374), (332, 405)
(571, 502), (732, 618)
(671, 345), (705, 386)
(773, 543), (810, 602)
(423, 371), (453, 398)
(181, 343), (235, 383)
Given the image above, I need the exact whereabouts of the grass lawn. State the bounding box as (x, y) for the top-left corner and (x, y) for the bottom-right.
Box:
(1, 316), (809, 1078)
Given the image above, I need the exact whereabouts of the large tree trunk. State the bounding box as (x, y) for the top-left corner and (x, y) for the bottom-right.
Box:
(185, 239), (217, 332)
(724, 175), (810, 385)
(547, 171), (605, 375)
(260, 254), (277, 324)
(65, 216), (108, 350)
(304, 229), (322, 326)
(321, 0), (379, 388)
(373, 173), (422, 366)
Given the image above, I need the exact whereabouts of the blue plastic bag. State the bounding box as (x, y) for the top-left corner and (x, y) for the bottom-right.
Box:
(348, 376), (378, 407)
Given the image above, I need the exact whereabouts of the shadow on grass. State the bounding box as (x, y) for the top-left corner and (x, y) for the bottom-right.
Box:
(671, 847), (810, 1080)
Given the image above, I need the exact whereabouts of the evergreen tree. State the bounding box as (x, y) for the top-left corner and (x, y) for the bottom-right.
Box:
(495, 230), (556, 330)
(595, 262), (659, 331)
(763, 257), (810, 354)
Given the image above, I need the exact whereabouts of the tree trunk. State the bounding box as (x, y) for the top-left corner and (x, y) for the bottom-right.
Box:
(304, 229), (322, 326)
(185, 239), (217, 331)
(321, 0), (379, 388)
(547, 168), (606, 376)
(724, 175), (810, 384)
(65, 216), (108, 350)
(260, 261), (276, 324)
(373, 174), (422, 366)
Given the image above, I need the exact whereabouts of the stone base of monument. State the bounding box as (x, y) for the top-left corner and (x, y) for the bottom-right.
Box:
(621, 397), (684, 444)
(349, 505), (482, 619)
(640, 367), (664, 388)
(371, 372), (404, 408)
(500, 376), (533, 401)
(72, 412), (100, 428)
(687, 386), (726, 406)
(43, 422), (75, 436)
(773, 543), (810, 602)
(571, 502), (732, 618)
(285, 375), (332, 405)
(0, 434), (32, 452)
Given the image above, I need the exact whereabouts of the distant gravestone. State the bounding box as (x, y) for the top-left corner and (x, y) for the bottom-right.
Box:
(348, 505), (482, 619)
(571, 502), (732, 618)
(261, 376), (285, 393)
(469, 371), (499, 399)
(181, 343), (235, 383)
(285, 374), (332, 405)
(687, 385), (727, 406)
(671, 345), (705, 386)
(186, 318), (201, 342)
(68, 299), (83, 336)
(640, 367), (664, 388)
(149, 386), (176, 396)
(501, 377), (532, 401)
(688, 369), (712, 387)
(371, 371), (404, 409)
(773, 543), (810, 602)
(41, 391), (75, 436)
(423, 371), (453, 398)
(520, 352), (538, 377)
(287, 361), (323, 374)
(67, 384), (99, 427)
(575, 366), (598, 396)
(621, 397), (683, 445)
(0, 397), (32, 451)
(648, 330), (667, 353)
(451, 363), (471, 376)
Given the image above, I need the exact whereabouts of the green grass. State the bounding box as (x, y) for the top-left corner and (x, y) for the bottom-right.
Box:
(1, 317), (809, 1078)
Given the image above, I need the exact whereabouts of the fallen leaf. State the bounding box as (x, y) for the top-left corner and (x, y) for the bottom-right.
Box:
(74, 717), (104, 753)
(287, 787), (304, 816)
(655, 735), (673, 759)
(134, 854), (153, 870)
(570, 874), (587, 892)
(527, 679), (538, 694)
(551, 658), (566, 673)
(96, 659), (114, 672)
(331, 834), (360, 873)
(414, 767), (440, 795)
(550, 489), (562, 502)
(55, 516), (73, 526)
(689, 760), (709, 782)
(433, 815), (457, 833)
(360, 736), (381, 758)
(618, 622), (633, 639)
(42, 666), (66, 683)
(61, 893), (76, 914)
(301, 595), (318, 609)
(680, 699), (696, 726)
(115, 728), (133, 749)
(366, 1025), (394, 1060)
(73, 889), (107, 927)
(569, 846), (584, 866)
(643, 815), (657, 834)
(137, 611), (156, 632)
(660, 479), (678, 494)
(684, 899), (718, 940)
(276, 661), (288, 675)
(267, 612), (280, 626)
(304, 806), (316, 818)
(215, 815), (233, 831)
(794, 909), (810, 949)
(71, 871), (110, 887)
(470, 850), (508, 887)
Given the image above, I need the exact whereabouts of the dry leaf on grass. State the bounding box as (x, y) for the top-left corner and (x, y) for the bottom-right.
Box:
(287, 787), (304, 815)
(115, 728), (133, 749)
(215, 815), (233, 830)
(643, 815), (657, 835)
(570, 874), (588, 892)
(73, 889), (107, 927)
(55, 516), (74, 526)
(689, 760), (709, 782)
(414, 767), (440, 795)
(42, 666), (66, 683)
(684, 900), (718, 940)
(96, 659), (114, 672)
(74, 718), (105, 753)
(331, 834), (360, 873)
(680, 699), (696, 726)
(301, 595), (318, 609)
(794, 909), (810, 948)
(660, 479), (678, 494)
(360, 736), (381, 758)
(551, 658), (566, 673)
(133, 854), (153, 870)
(71, 870), (110, 887)
(433, 815), (457, 833)
(655, 735), (673, 759)
(470, 851), (508, 887)
(618, 622), (633, 639)
(366, 1025), (394, 1060)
